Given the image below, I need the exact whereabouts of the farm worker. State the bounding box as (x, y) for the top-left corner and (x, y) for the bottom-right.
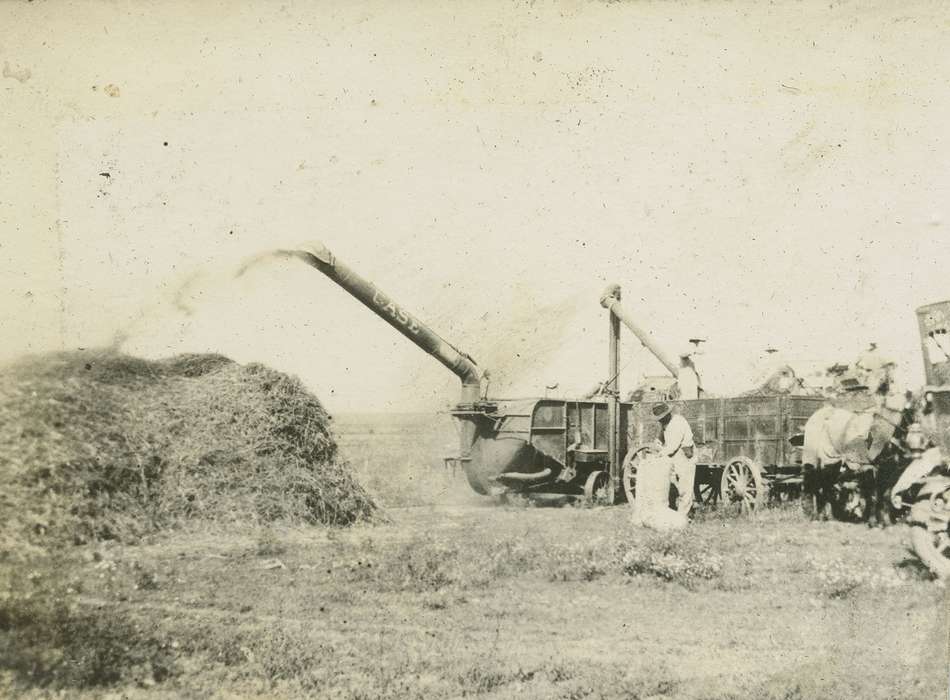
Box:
(855, 342), (894, 394)
(652, 402), (696, 515)
(675, 353), (701, 400)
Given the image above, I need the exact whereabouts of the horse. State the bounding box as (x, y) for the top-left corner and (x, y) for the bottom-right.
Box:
(796, 395), (911, 525)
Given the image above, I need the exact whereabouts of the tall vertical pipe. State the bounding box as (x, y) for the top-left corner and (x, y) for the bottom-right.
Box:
(606, 284), (622, 498)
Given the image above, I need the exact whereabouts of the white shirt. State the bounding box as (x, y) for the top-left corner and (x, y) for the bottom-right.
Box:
(856, 348), (892, 375)
(677, 367), (701, 400)
(661, 414), (695, 458)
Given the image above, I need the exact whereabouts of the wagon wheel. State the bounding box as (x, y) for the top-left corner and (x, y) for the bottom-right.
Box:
(583, 470), (611, 505)
(720, 457), (765, 514)
(621, 446), (651, 504)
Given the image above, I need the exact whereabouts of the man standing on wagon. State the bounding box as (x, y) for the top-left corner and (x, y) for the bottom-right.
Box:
(675, 352), (702, 400)
(652, 402), (697, 515)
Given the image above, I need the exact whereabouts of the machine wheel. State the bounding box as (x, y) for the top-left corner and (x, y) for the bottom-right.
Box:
(621, 446), (650, 505)
(583, 470), (611, 505)
(720, 456), (765, 514)
(909, 481), (950, 579)
(910, 526), (950, 580)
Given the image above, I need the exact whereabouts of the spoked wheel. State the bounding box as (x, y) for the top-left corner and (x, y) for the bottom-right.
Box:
(720, 456), (765, 514)
(583, 470), (612, 505)
(621, 446), (650, 505)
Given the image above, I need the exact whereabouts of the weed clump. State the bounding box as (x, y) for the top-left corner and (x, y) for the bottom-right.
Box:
(621, 532), (723, 588)
(807, 555), (911, 598)
(256, 528), (288, 558)
(343, 539), (461, 591)
(0, 349), (376, 556)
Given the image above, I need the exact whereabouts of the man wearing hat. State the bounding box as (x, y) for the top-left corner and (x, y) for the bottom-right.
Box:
(855, 342), (895, 395)
(651, 402), (697, 515)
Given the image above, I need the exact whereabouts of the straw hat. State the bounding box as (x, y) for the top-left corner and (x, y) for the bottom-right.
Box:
(651, 402), (672, 420)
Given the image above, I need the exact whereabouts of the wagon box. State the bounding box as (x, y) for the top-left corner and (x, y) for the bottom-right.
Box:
(632, 396), (824, 469)
(629, 395), (826, 509)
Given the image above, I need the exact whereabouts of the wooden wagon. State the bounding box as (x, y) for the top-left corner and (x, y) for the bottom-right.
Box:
(623, 395), (826, 512)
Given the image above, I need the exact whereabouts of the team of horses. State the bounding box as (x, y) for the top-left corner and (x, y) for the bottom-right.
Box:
(794, 389), (920, 526)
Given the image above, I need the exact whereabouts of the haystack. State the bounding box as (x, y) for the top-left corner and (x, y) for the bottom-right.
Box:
(0, 350), (375, 556)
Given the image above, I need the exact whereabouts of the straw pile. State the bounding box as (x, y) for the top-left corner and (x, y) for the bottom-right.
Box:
(0, 350), (375, 556)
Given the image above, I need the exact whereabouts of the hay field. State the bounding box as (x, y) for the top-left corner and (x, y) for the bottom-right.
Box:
(2, 408), (947, 699)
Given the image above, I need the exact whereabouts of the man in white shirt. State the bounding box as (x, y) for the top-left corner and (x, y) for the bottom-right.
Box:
(676, 353), (701, 400)
(652, 402), (697, 515)
(855, 342), (895, 394)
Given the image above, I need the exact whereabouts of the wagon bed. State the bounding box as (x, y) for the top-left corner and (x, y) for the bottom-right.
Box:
(626, 395), (826, 510)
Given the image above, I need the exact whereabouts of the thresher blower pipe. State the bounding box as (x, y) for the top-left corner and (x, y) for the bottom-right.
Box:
(278, 242), (483, 404)
(599, 283), (679, 377)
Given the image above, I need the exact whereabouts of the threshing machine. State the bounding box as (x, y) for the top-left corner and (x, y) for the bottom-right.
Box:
(282, 242), (819, 509)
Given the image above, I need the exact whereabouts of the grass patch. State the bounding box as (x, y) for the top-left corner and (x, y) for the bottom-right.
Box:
(336, 534), (635, 592)
(807, 555), (912, 598)
(0, 563), (177, 690)
(621, 531), (724, 588)
(1, 504), (943, 698)
(255, 528), (287, 558)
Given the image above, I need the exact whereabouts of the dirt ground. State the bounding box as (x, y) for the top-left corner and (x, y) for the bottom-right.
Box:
(3, 503), (947, 699)
(2, 416), (948, 699)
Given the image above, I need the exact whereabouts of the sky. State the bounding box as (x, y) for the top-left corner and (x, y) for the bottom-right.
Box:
(3, 1), (949, 412)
